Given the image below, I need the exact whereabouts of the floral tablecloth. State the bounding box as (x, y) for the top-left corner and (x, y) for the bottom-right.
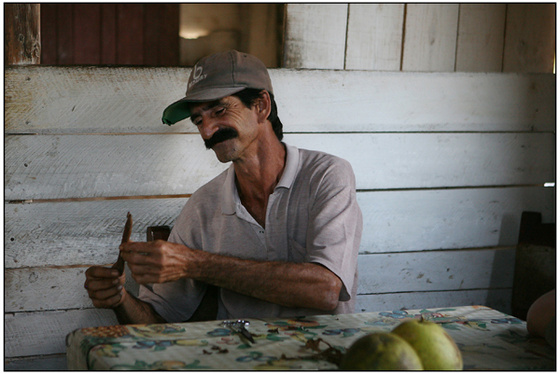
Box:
(66, 305), (555, 370)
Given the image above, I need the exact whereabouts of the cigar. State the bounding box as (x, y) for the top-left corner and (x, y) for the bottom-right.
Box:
(112, 212), (132, 274)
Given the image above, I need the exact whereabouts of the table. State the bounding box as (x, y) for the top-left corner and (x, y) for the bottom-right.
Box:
(66, 305), (555, 370)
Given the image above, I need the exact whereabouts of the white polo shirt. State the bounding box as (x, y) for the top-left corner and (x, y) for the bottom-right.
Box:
(139, 143), (363, 321)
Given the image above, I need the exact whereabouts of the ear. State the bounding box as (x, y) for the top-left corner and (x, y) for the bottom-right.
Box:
(255, 90), (271, 123)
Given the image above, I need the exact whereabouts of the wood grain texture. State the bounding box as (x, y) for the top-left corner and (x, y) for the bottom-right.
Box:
(456, 4), (506, 72)
(5, 67), (555, 133)
(357, 248), (515, 295)
(357, 186), (554, 253)
(40, 4), (58, 65)
(5, 4), (41, 65)
(116, 4), (144, 65)
(6, 267), (94, 312)
(5, 308), (118, 357)
(100, 4), (117, 64)
(5, 198), (186, 268)
(4, 134), (225, 200)
(73, 4), (101, 64)
(503, 4), (556, 73)
(402, 4), (459, 72)
(5, 132), (554, 200)
(56, 4), (74, 65)
(345, 4), (404, 70)
(356, 289), (513, 314)
(283, 4), (348, 69)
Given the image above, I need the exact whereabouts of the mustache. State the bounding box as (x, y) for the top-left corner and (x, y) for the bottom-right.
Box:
(204, 128), (239, 149)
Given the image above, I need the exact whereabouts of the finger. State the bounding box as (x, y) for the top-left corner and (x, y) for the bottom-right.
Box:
(86, 266), (121, 279)
(86, 276), (121, 292)
(88, 283), (123, 302)
(120, 248), (158, 268)
(91, 288), (125, 309)
(120, 241), (154, 254)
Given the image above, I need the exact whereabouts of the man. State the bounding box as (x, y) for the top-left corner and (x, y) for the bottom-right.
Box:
(84, 50), (363, 324)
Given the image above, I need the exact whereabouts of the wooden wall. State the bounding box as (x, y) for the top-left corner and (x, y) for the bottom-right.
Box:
(5, 66), (555, 369)
(284, 3), (555, 73)
(40, 4), (179, 65)
(4, 3), (556, 370)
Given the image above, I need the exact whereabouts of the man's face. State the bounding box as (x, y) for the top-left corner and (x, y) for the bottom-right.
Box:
(189, 96), (259, 163)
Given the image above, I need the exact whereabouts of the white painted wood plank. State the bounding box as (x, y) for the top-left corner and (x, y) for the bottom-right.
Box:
(355, 289), (513, 315)
(6, 187), (554, 269)
(5, 133), (555, 200)
(6, 248), (515, 313)
(358, 186), (555, 253)
(5, 267), (93, 312)
(275, 71), (555, 132)
(5, 198), (186, 268)
(4, 134), (226, 200)
(402, 4), (459, 72)
(456, 4), (506, 72)
(283, 4), (348, 69)
(287, 133), (555, 190)
(503, 4), (556, 73)
(5, 308), (117, 357)
(346, 4), (404, 70)
(6, 67), (555, 133)
(5, 66), (191, 134)
(357, 248), (516, 295)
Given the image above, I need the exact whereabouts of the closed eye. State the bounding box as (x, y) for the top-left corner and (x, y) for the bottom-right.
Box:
(213, 105), (227, 117)
(191, 115), (202, 126)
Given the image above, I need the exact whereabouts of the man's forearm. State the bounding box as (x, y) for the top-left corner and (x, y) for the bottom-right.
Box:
(113, 290), (166, 325)
(192, 251), (342, 311)
(121, 240), (343, 312)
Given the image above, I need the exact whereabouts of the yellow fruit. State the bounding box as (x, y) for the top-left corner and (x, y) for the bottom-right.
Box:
(339, 332), (424, 370)
(392, 319), (463, 370)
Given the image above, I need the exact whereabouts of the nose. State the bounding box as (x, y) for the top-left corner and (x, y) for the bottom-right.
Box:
(197, 116), (219, 140)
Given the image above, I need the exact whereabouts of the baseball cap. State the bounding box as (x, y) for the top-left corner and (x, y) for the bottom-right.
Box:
(162, 50), (273, 125)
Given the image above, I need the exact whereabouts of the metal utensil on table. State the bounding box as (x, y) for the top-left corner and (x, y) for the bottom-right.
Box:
(222, 320), (255, 344)
(112, 212), (132, 275)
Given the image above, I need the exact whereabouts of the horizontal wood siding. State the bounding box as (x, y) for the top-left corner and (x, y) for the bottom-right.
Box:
(5, 188), (554, 269)
(5, 309), (118, 358)
(356, 289), (513, 314)
(5, 133), (554, 200)
(4, 66), (555, 368)
(6, 68), (555, 133)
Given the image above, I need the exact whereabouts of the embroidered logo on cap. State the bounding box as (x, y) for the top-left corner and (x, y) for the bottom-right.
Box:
(189, 65), (207, 88)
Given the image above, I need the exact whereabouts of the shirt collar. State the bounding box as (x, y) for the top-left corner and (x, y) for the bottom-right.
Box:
(221, 143), (300, 215)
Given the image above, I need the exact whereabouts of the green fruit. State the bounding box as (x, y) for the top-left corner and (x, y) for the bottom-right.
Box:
(339, 332), (424, 370)
(392, 319), (463, 370)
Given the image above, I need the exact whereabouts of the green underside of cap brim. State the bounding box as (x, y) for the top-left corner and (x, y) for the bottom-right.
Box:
(162, 100), (192, 125)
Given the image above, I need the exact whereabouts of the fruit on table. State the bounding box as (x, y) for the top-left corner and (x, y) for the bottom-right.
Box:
(339, 332), (423, 370)
(392, 319), (463, 370)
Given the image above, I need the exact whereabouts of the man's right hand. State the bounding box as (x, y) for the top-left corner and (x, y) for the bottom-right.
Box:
(84, 266), (126, 309)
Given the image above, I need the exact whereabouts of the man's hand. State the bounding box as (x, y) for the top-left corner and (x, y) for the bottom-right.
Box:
(119, 240), (195, 284)
(84, 266), (126, 308)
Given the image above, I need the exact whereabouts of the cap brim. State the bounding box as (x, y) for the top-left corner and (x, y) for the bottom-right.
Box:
(162, 86), (247, 125)
(162, 98), (192, 125)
